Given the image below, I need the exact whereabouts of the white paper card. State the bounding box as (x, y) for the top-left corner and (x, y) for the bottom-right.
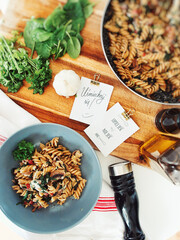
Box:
(84, 103), (139, 157)
(70, 77), (114, 124)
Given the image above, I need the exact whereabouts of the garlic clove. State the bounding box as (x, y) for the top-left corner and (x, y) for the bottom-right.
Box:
(53, 70), (81, 98)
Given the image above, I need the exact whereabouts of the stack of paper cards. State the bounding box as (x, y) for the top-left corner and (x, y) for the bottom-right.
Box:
(70, 76), (139, 157)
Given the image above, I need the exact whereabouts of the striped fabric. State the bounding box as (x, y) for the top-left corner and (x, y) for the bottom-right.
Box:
(0, 135), (6, 146)
(93, 197), (117, 212)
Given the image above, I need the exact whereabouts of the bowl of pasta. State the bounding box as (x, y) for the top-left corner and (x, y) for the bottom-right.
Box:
(101, 0), (180, 104)
(0, 123), (102, 233)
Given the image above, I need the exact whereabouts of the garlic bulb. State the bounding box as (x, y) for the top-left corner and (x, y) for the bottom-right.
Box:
(53, 70), (81, 98)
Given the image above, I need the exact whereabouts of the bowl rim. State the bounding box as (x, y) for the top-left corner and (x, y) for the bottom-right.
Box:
(100, 0), (179, 106)
(0, 123), (102, 234)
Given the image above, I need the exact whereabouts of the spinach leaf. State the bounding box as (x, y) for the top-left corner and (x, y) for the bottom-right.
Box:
(23, 0), (94, 60)
(35, 41), (52, 59)
(64, 0), (84, 20)
(83, 4), (93, 19)
(32, 28), (53, 42)
(79, 0), (94, 19)
(56, 26), (67, 41)
(67, 36), (81, 59)
(44, 6), (65, 31)
(76, 32), (83, 46)
(71, 17), (85, 32)
(24, 18), (45, 49)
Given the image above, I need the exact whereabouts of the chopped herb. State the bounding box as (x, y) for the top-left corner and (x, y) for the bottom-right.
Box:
(128, 17), (133, 24)
(22, 191), (29, 201)
(16, 201), (23, 205)
(164, 52), (172, 61)
(144, 4), (151, 14)
(13, 140), (35, 161)
(43, 195), (51, 202)
(40, 173), (51, 186)
(137, 29), (142, 36)
(0, 36), (52, 94)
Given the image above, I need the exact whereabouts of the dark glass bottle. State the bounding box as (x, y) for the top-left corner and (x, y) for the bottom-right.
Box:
(109, 161), (145, 240)
(155, 108), (180, 134)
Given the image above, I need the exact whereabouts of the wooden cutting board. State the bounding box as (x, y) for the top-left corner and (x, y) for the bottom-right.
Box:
(0, 0), (179, 166)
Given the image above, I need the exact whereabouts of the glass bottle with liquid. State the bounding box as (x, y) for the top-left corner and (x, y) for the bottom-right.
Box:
(139, 134), (180, 185)
(155, 108), (180, 134)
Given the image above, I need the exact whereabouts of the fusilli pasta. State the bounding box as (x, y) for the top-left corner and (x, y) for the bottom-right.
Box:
(12, 138), (87, 212)
(103, 0), (180, 103)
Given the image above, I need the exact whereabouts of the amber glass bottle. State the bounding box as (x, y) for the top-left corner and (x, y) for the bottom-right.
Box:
(139, 134), (180, 185)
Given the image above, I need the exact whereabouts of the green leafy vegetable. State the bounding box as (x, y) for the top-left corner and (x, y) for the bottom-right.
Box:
(76, 32), (83, 46)
(0, 36), (29, 92)
(22, 191), (29, 200)
(64, 0), (84, 20)
(24, 0), (94, 59)
(24, 18), (45, 49)
(13, 140), (35, 161)
(71, 17), (85, 32)
(32, 28), (53, 42)
(82, 3), (93, 19)
(44, 6), (66, 31)
(35, 41), (52, 59)
(26, 57), (52, 94)
(164, 52), (172, 61)
(67, 35), (81, 59)
(0, 35), (52, 94)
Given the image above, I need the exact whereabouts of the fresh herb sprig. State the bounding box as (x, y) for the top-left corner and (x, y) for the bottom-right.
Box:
(26, 57), (52, 94)
(13, 140), (35, 161)
(0, 36), (28, 92)
(0, 35), (52, 94)
(24, 0), (94, 59)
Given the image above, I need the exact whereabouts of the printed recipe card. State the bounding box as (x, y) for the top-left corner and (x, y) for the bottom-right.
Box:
(84, 103), (139, 157)
(70, 77), (114, 125)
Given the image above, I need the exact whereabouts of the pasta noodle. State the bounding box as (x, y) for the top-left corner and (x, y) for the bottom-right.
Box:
(12, 137), (87, 212)
(103, 0), (180, 103)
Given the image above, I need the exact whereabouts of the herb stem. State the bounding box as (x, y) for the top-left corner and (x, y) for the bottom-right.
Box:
(66, 31), (71, 39)
(65, 19), (72, 28)
(1, 35), (22, 74)
(30, 41), (35, 59)
(28, 58), (38, 70)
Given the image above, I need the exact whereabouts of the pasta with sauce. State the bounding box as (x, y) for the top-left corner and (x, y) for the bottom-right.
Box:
(12, 137), (86, 212)
(103, 0), (180, 103)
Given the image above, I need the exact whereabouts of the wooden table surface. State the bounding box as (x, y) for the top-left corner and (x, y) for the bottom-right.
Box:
(0, 0), (179, 166)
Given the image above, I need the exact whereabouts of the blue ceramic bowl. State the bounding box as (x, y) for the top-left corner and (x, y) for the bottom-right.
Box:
(0, 123), (102, 233)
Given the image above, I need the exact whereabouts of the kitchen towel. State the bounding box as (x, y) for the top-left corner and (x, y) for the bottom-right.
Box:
(0, 89), (180, 240)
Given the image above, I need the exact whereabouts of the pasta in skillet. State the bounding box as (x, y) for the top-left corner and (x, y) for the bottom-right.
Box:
(12, 137), (86, 212)
(103, 0), (180, 103)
